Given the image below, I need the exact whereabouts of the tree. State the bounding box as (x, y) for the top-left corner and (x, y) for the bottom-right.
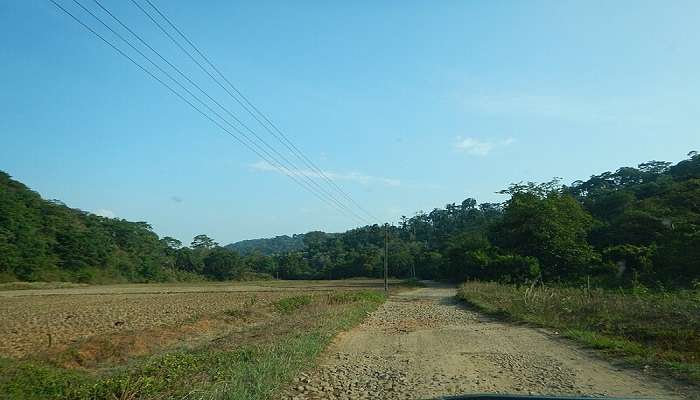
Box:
(174, 247), (204, 274)
(191, 234), (217, 250)
(203, 248), (244, 280)
(161, 236), (182, 250)
(491, 184), (598, 280)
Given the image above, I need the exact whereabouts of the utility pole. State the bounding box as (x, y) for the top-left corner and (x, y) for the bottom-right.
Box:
(384, 223), (389, 292)
(411, 225), (417, 279)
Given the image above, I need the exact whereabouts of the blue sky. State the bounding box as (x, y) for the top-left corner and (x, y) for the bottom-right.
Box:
(2, 0), (699, 245)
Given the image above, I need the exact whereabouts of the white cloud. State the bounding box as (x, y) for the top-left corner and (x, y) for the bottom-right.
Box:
(454, 136), (515, 156)
(249, 161), (402, 187)
(94, 209), (116, 218)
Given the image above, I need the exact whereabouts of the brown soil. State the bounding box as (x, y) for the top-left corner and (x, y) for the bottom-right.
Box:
(0, 279), (391, 360)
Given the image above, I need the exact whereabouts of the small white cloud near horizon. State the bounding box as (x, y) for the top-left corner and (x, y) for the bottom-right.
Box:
(249, 161), (401, 187)
(94, 209), (116, 218)
(454, 136), (515, 156)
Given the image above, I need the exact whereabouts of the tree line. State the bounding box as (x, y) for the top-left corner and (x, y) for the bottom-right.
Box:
(247, 151), (700, 288)
(1, 151), (698, 287)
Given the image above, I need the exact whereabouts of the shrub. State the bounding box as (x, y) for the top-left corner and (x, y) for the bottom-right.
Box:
(489, 254), (540, 283)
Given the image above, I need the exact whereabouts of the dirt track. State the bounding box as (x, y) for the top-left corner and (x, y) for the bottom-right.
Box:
(285, 284), (692, 399)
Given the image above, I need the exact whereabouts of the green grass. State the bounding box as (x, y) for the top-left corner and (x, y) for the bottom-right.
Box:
(325, 290), (385, 305)
(457, 281), (700, 385)
(0, 290), (385, 400)
(0, 281), (88, 291)
(273, 295), (313, 314)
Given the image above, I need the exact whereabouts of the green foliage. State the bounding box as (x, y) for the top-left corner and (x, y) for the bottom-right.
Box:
(490, 184), (598, 280)
(243, 151), (700, 288)
(488, 254), (541, 283)
(202, 248), (244, 281)
(0, 171), (252, 284)
(0, 171), (173, 284)
(190, 234), (217, 250)
(225, 234), (309, 255)
(273, 295), (313, 314)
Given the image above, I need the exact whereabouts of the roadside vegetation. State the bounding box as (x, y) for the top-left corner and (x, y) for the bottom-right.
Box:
(458, 281), (700, 385)
(0, 290), (385, 400)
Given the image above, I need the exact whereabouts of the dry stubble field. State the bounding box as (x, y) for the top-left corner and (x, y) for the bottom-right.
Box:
(0, 279), (394, 400)
(0, 280), (391, 361)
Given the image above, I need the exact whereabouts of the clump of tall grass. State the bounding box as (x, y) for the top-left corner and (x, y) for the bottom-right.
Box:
(458, 280), (700, 384)
(273, 295), (313, 314)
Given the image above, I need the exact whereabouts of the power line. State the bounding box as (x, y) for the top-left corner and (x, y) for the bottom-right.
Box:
(117, 0), (370, 223)
(81, 0), (371, 224)
(48, 0), (369, 224)
(142, 0), (379, 223)
(136, 0), (380, 224)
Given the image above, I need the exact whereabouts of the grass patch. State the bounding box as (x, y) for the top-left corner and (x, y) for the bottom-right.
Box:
(223, 295), (259, 320)
(326, 290), (385, 305)
(0, 289), (385, 400)
(457, 281), (700, 385)
(0, 282), (88, 291)
(0, 358), (94, 399)
(273, 295), (313, 314)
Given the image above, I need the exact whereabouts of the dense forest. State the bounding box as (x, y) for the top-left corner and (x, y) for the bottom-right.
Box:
(1, 151), (698, 286)
(225, 234), (308, 255)
(248, 151), (700, 288)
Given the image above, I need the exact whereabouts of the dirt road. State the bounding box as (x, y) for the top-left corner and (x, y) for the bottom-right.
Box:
(285, 284), (692, 399)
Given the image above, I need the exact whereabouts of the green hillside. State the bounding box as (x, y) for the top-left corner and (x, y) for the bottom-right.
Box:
(225, 234), (306, 255)
(0, 171), (182, 283)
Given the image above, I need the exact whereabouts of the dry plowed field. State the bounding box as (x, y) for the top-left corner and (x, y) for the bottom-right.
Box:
(0, 280), (391, 360)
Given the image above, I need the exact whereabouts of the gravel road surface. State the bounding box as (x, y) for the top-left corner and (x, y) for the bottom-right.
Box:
(284, 284), (692, 399)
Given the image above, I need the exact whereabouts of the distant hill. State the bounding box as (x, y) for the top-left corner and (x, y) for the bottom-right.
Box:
(225, 234), (306, 255)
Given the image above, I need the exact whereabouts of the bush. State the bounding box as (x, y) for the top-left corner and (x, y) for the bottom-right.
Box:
(489, 254), (540, 283)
